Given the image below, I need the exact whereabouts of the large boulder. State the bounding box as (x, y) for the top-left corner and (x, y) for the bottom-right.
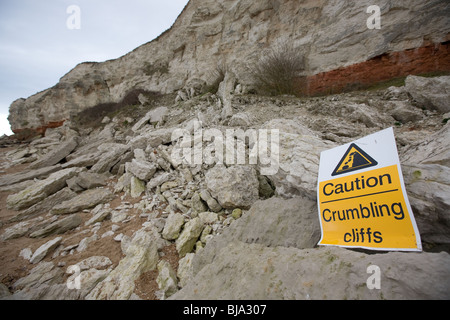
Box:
(176, 218), (204, 258)
(9, 260), (110, 300)
(401, 124), (450, 248)
(205, 165), (259, 209)
(171, 242), (450, 300)
(405, 75), (450, 113)
(130, 127), (175, 150)
(90, 144), (130, 174)
(229, 197), (320, 249)
(29, 237), (63, 264)
(403, 164), (450, 247)
(86, 227), (160, 300)
(1, 218), (40, 241)
(30, 137), (78, 169)
(129, 176), (146, 198)
(67, 172), (108, 190)
(12, 261), (64, 292)
(162, 213), (185, 241)
(29, 214), (82, 238)
(401, 123), (450, 167)
(132, 106), (169, 132)
(192, 196), (320, 274)
(6, 168), (82, 211)
(10, 187), (77, 223)
(125, 159), (157, 181)
(50, 188), (115, 215)
(0, 164), (62, 188)
(259, 119), (334, 200)
(156, 260), (178, 299)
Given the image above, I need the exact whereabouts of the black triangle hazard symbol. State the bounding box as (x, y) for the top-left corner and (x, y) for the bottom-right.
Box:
(331, 143), (378, 176)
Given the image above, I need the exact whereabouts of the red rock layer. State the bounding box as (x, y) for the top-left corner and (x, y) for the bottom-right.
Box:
(304, 41), (450, 96)
(12, 120), (66, 137)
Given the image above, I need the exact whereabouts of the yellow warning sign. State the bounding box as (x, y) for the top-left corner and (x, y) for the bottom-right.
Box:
(319, 165), (419, 249)
(317, 128), (422, 251)
(332, 143), (378, 176)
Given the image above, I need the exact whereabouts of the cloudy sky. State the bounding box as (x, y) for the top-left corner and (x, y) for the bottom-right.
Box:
(0, 0), (189, 135)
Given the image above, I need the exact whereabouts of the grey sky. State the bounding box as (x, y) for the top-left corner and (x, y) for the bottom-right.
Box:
(0, 0), (189, 135)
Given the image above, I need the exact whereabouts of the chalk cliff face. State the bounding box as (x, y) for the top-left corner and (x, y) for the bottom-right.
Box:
(8, 0), (450, 133)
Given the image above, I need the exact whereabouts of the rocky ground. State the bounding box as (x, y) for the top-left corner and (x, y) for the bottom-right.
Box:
(0, 75), (449, 300)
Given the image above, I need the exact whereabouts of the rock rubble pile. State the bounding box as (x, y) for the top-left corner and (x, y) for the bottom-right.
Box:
(0, 75), (449, 300)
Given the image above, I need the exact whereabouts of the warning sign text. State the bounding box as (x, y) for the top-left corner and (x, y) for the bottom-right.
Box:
(318, 165), (418, 249)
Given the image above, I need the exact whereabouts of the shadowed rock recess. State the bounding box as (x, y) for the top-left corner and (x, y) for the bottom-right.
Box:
(1, 0), (450, 300)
